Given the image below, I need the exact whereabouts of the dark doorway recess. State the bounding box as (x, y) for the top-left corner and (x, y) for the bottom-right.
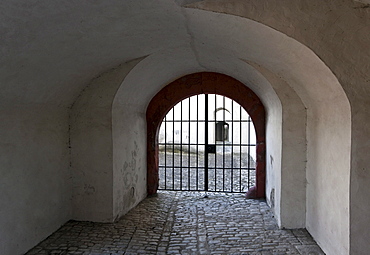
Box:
(146, 72), (266, 198)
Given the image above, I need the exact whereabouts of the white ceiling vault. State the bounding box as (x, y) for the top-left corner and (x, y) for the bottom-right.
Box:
(0, 0), (192, 106)
(2, 0), (363, 107)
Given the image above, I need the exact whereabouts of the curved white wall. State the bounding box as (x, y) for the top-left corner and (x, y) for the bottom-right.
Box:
(70, 59), (143, 222)
(111, 10), (351, 254)
(45, 7), (352, 255)
(0, 105), (71, 255)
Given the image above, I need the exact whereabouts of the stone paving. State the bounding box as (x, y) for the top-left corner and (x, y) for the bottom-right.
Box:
(159, 151), (256, 193)
(26, 191), (325, 255)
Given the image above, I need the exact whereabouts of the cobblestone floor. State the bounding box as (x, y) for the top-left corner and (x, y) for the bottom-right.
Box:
(159, 151), (256, 192)
(26, 191), (324, 255)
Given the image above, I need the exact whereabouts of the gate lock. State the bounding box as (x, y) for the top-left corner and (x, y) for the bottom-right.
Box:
(216, 121), (229, 142)
(206, 144), (216, 153)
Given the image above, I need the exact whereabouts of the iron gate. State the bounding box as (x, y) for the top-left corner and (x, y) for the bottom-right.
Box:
(158, 94), (256, 193)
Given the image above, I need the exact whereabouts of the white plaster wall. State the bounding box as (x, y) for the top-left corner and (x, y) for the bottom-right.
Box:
(251, 64), (307, 228)
(279, 88), (306, 229)
(70, 59), (141, 222)
(306, 101), (351, 255)
(112, 104), (147, 219)
(264, 96), (282, 224)
(350, 98), (370, 255)
(111, 49), (201, 219)
(0, 105), (71, 255)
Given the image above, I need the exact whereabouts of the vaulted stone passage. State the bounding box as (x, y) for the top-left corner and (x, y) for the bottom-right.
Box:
(1, 1), (367, 255)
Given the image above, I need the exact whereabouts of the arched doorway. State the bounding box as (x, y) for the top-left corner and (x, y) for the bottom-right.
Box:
(157, 93), (257, 193)
(146, 72), (266, 198)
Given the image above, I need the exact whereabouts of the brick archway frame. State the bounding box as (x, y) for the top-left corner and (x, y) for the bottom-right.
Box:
(146, 72), (266, 198)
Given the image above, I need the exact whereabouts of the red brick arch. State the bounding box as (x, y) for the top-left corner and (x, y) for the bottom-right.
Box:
(146, 72), (266, 198)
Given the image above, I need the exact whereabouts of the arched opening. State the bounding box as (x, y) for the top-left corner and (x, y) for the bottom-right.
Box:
(158, 93), (257, 193)
(146, 72), (266, 198)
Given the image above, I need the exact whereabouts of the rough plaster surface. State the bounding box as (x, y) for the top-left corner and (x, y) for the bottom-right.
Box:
(350, 98), (370, 255)
(0, 106), (71, 255)
(354, 0), (370, 5)
(265, 104), (282, 221)
(112, 104), (147, 219)
(0, 1), (367, 254)
(306, 102), (351, 255)
(251, 64), (307, 229)
(70, 59), (142, 222)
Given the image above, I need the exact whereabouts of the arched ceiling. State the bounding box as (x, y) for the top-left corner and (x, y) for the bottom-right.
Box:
(114, 7), (348, 116)
(1, 0), (363, 108)
(186, 0), (370, 103)
(0, 0), (189, 106)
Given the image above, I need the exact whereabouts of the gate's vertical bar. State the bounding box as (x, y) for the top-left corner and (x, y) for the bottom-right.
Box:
(188, 97), (191, 190)
(204, 94), (209, 192)
(180, 100), (183, 190)
(172, 108), (175, 190)
(196, 95), (199, 190)
(231, 99), (234, 192)
(248, 115), (251, 189)
(223, 96), (225, 192)
(214, 94), (217, 191)
(164, 116), (167, 189)
(239, 104), (242, 192)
